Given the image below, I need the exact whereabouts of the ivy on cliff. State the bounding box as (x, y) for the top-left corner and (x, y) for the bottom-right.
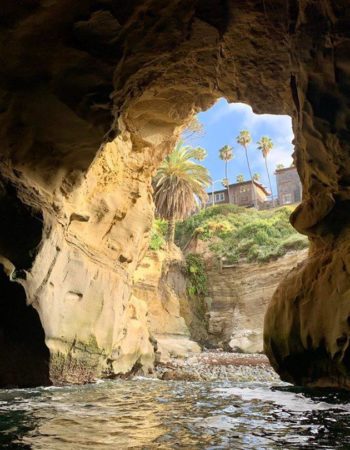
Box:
(185, 253), (208, 297)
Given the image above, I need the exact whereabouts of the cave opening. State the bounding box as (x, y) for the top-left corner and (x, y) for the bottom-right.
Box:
(182, 98), (297, 208)
(0, 180), (50, 387)
(151, 97), (306, 354)
(0, 266), (50, 388)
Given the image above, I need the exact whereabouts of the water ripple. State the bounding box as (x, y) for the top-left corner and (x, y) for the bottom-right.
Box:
(1, 380), (350, 449)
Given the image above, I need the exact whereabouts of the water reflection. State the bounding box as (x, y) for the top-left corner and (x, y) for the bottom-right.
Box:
(1, 379), (350, 449)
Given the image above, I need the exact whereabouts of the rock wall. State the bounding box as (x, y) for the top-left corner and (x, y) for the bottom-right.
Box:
(264, 2), (350, 388)
(132, 246), (201, 362)
(0, 0), (292, 385)
(205, 250), (308, 353)
(0, 0), (349, 387)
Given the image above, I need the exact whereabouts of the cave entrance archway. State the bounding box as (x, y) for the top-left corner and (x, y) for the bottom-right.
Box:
(167, 98), (306, 354)
(0, 0), (348, 387)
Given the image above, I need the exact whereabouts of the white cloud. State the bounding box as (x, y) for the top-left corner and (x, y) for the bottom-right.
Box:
(208, 101), (251, 124)
(241, 109), (293, 139)
(215, 101), (294, 170)
(268, 146), (293, 168)
(210, 101), (294, 143)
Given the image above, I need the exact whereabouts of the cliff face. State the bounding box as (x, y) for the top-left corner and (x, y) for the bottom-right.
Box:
(132, 247), (201, 363)
(206, 250), (308, 353)
(0, 1), (349, 387)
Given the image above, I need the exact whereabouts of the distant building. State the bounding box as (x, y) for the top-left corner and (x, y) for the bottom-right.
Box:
(207, 180), (270, 209)
(275, 166), (302, 205)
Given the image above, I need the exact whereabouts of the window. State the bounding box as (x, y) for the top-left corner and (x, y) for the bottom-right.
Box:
(215, 193), (225, 202)
(240, 186), (249, 193)
(282, 193), (292, 204)
(294, 188), (301, 202)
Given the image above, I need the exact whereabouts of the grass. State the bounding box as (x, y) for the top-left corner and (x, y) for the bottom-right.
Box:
(175, 204), (309, 263)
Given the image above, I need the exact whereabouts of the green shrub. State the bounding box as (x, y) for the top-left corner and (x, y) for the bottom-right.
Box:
(277, 234), (309, 252)
(149, 219), (167, 250)
(186, 253), (208, 297)
(175, 204), (241, 247)
(177, 204), (308, 263)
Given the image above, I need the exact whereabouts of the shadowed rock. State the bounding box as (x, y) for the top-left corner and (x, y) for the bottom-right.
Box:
(0, 0), (349, 386)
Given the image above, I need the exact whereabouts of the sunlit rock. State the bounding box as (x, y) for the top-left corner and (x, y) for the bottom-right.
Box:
(132, 246), (201, 363)
(0, 0), (349, 386)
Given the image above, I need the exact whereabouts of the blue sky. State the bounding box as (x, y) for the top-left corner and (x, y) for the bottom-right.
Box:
(182, 98), (294, 197)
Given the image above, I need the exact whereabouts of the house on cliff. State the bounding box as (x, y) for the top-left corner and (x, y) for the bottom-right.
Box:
(208, 167), (302, 209)
(207, 180), (270, 209)
(275, 166), (302, 205)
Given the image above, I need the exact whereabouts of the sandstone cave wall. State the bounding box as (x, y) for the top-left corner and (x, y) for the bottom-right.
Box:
(132, 246), (202, 362)
(0, 0), (292, 384)
(0, 0), (349, 386)
(263, 2), (350, 388)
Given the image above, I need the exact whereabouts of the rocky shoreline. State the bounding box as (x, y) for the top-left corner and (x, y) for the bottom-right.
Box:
(153, 351), (280, 383)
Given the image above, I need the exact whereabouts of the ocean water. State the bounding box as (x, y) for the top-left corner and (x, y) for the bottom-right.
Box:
(1, 378), (350, 449)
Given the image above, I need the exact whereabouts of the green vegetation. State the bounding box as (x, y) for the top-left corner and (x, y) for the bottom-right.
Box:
(153, 141), (211, 244)
(149, 219), (167, 250)
(185, 253), (208, 297)
(175, 204), (308, 263)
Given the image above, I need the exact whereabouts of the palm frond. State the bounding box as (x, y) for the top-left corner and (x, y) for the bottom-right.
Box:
(219, 145), (234, 161)
(153, 144), (211, 220)
(237, 130), (252, 147)
(257, 136), (273, 158)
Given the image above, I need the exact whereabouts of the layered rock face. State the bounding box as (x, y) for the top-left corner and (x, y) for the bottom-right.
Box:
(0, 1), (349, 386)
(206, 250), (308, 353)
(132, 247), (201, 362)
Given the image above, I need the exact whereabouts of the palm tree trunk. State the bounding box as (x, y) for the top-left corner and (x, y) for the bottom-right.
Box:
(244, 145), (257, 208)
(264, 156), (274, 207)
(225, 161), (229, 202)
(167, 216), (176, 244)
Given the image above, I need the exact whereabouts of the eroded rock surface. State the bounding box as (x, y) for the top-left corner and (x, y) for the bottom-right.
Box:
(264, 2), (350, 388)
(264, 237), (350, 389)
(206, 250), (308, 353)
(0, 0), (349, 386)
(132, 246), (201, 363)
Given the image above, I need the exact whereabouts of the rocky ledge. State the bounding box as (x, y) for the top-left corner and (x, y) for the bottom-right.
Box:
(153, 351), (279, 383)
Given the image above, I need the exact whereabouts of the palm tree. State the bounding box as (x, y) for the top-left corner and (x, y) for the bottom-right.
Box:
(219, 145), (233, 199)
(236, 174), (245, 183)
(257, 136), (274, 205)
(191, 147), (207, 161)
(222, 178), (229, 188)
(153, 142), (211, 244)
(253, 173), (260, 181)
(182, 116), (205, 143)
(236, 130), (257, 208)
